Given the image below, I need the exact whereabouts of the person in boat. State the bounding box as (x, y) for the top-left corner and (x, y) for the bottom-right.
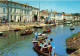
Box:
(50, 38), (55, 56)
(38, 33), (42, 36)
(34, 32), (38, 40)
(43, 40), (47, 46)
(47, 42), (51, 47)
(70, 26), (74, 29)
(39, 40), (44, 51)
(42, 33), (47, 37)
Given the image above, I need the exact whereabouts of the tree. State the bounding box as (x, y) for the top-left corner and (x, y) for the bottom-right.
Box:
(62, 12), (65, 14)
(72, 13), (80, 16)
(40, 16), (44, 19)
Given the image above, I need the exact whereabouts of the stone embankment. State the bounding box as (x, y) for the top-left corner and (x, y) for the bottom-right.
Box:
(66, 32), (80, 56)
(0, 22), (56, 32)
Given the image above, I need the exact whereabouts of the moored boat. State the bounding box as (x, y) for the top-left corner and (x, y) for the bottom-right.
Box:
(0, 32), (3, 36)
(43, 30), (51, 33)
(43, 28), (51, 33)
(20, 30), (34, 36)
(14, 28), (20, 31)
(34, 26), (42, 28)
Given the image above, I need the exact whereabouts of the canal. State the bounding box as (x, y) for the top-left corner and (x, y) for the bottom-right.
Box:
(0, 23), (80, 56)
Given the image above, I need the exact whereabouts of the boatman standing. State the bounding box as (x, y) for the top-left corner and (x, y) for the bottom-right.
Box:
(34, 32), (38, 40)
(50, 38), (55, 56)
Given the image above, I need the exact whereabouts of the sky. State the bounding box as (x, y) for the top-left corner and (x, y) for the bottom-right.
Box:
(11, 0), (80, 13)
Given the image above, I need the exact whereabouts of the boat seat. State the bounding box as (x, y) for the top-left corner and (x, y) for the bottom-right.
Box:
(35, 44), (41, 50)
(42, 47), (49, 53)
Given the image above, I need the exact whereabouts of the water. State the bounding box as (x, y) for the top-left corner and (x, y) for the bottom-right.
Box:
(0, 23), (80, 56)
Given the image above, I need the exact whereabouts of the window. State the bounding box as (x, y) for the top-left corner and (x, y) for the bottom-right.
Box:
(3, 8), (5, 13)
(25, 10), (26, 14)
(10, 8), (12, 12)
(25, 6), (26, 8)
(14, 8), (16, 12)
(11, 15), (12, 20)
(27, 10), (29, 14)
(15, 4), (16, 6)
(14, 15), (16, 20)
(3, 16), (5, 20)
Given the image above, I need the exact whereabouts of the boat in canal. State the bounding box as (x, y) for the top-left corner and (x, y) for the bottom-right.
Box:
(14, 28), (21, 31)
(38, 33), (48, 40)
(32, 41), (52, 56)
(33, 33), (47, 41)
(43, 28), (51, 33)
(0, 32), (3, 36)
(70, 26), (74, 30)
(34, 26), (42, 28)
(20, 30), (34, 36)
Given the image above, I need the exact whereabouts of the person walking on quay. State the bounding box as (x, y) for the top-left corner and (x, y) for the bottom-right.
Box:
(34, 32), (38, 40)
(24, 19), (26, 23)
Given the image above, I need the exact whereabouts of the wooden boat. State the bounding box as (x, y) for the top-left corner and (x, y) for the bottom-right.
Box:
(43, 29), (51, 33)
(38, 36), (47, 40)
(70, 26), (74, 30)
(0, 32), (3, 36)
(20, 30), (34, 36)
(37, 33), (48, 40)
(70, 28), (74, 30)
(34, 26), (42, 28)
(32, 41), (52, 56)
(14, 28), (20, 31)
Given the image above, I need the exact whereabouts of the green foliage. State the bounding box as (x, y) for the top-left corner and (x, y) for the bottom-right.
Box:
(66, 37), (70, 42)
(40, 16), (44, 19)
(72, 13), (80, 16)
(34, 14), (37, 17)
(62, 12), (65, 14)
(66, 33), (77, 43)
(71, 33), (77, 37)
(66, 31), (80, 43)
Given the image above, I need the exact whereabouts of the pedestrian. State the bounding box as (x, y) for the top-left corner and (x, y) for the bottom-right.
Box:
(24, 19), (25, 23)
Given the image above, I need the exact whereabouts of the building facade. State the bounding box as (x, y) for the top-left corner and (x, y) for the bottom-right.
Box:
(0, 1), (39, 23)
(63, 14), (73, 20)
(0, 1), (8, 23)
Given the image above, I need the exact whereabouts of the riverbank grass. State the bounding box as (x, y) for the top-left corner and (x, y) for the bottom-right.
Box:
(66, 32), (80, 43)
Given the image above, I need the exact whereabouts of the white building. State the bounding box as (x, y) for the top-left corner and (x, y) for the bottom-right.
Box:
(63, 14), (73, 20)
(0, 1), (8, 22)
(0, 1), (39, 23)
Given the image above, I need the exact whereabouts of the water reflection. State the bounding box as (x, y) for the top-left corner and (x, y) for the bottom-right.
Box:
(0, 23), (80, 56)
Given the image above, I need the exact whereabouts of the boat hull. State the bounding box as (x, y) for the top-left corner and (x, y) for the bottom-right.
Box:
(20, 31), (33, 36)
(34, 26), (42, 28)
(33, 47), (50, 56)
(14, 29), (20, 31)
(32, 41), (51, 56)
(70, 28), (74, 30)
(0, 33), (3, 36)
(43, 30), (51, 33)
